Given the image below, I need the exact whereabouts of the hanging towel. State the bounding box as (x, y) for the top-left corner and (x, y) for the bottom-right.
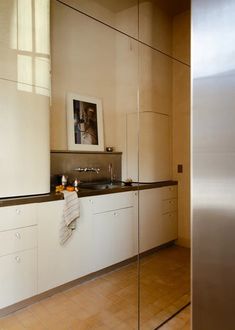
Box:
(60, 190), (80, 245)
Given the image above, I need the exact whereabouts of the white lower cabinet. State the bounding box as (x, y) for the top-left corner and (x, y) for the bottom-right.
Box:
(160, 185), (178, 244)
(0, 249), (37, 309)
(92, 207), (137, 271)
(139, 186), (178, 253)
(37, 198), (93, 294)
(0, 204), (37, 309)
(160, 212), (178, 244)
(37, 191), (138, 293)
(0, 187), (177, 309)
(139, 188), (162, 253)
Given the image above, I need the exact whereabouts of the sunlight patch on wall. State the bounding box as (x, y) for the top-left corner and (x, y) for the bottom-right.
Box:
(18, 0), (32, 52)
(9, 0), (50, 96)
(35, 0), (50, 55)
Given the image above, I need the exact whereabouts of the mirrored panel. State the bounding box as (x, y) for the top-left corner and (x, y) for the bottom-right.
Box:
(138, 2), (191, 329)
(50, 0), (139, 328)
(139, 0), (190, 59)
(0, 1), (191, 329)
(58, 0), (139, 39)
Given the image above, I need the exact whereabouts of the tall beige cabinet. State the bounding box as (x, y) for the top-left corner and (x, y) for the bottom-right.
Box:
(0, 0), (50, 198)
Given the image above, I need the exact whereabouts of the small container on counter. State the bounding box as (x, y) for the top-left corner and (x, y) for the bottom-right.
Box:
(73, 178), (80, 192)
(61, 175), (68, 187)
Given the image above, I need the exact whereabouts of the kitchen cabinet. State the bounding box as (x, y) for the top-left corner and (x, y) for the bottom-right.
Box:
(37, 198), (93, 293)
(37, 191), (138, 293)
(0, 186), (176, 310)
(160, 186), (178, 244)
(139, 188), (162, 252)
(0, 1), (50, 198)
(92, 201), (138, 270)
(139, 186), (178, 253)
(127, 112), (171, 182)
(92, 208), (137, 270)
(0, 204), (37, 309)
(0, 250), (37, 309)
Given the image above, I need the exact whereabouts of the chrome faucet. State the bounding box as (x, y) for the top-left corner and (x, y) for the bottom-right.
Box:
(73, 167), (100, 174)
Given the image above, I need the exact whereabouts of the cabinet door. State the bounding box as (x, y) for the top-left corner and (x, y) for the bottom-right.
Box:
(92, 207), (137, 271)
(139, 188), (162, 253)
(0, 249), (37, 309)
(127, 112), (171, 182)
(160, 212), (178, 244)
(37, 198), (93, 293)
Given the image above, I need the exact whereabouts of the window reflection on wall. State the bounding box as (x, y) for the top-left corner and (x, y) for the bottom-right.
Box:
(10, 0), (50, 96)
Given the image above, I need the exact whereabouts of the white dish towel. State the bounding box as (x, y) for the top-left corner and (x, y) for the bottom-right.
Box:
(60, 190), (80, 245)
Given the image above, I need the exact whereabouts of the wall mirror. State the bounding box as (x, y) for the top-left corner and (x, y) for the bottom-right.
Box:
(0, 0), (190, 329)
(51, 0), (191, 329)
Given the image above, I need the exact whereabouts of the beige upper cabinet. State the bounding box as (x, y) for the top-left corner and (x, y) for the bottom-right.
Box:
(139, 0), (172, 55)
(172, 9), (190, 65)
(139, 0), (190, 60)
(0, 0), (50, 198)
(127, 112), (171, 182)
(58, 0), (139, 39)
(139, 43), (172, 115)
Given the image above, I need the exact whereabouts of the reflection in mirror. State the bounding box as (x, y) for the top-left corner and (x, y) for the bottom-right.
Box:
(51, 0), (139, 329)
(138, 1), (191, 329)
(0, 0), (191, 328)
(139, 0), (190, 58)
(57, 0), (139, 39)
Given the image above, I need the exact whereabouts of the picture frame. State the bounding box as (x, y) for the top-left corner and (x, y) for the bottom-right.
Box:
(67, 93), (104, 151)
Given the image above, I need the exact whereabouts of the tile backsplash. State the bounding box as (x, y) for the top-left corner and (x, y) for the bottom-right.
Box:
(51, 151), (122, 187)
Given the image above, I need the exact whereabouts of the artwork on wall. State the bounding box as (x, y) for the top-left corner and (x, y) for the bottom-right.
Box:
(67, 93), (104, 151)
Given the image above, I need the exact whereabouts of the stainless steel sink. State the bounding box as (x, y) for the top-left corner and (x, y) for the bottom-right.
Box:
(79, 182), (124, 190)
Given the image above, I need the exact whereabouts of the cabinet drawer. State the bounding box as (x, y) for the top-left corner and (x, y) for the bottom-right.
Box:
(161, 211), (178, 243)
(0, 204), (36, 232)
(0, 249), (37, 309)
(161, 186), (177, 200)
(89, 191), (136, 214)
(0, 226), (37, 257)
(162, 199), (177, 214)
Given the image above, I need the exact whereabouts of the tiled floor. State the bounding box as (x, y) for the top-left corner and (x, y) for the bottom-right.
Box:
(140, 246), (190, 329)
(0, 245), (190, 330)
(158, 305), (191, 330)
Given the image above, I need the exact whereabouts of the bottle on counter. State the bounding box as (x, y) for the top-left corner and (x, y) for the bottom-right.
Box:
(73, 178), (80, 192)
(61, 175), (68, 187)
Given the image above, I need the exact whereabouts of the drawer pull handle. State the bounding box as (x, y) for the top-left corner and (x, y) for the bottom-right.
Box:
(16, 209), (21, 215)
(15, 232), (21, 239)
(15, 256), (21, 263)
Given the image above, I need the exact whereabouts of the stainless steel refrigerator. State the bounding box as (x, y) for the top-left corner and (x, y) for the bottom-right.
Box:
(192, 0), (235, 328)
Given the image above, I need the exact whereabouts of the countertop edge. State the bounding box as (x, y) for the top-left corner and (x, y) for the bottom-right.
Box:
(0, 181), (177, 207)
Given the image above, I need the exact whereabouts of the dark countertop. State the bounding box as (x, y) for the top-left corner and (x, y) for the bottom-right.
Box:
(0, 181), (177, 207)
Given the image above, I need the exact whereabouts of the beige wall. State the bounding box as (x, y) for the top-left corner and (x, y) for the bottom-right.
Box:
(50, 0), (138, 179)
(172, 10), (191, 247)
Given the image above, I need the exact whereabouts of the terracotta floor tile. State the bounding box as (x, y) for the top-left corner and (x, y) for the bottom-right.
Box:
(0, 246), (190, 330)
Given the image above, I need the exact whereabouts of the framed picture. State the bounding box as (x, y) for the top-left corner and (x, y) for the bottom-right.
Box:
(67, 93), (104, 151)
